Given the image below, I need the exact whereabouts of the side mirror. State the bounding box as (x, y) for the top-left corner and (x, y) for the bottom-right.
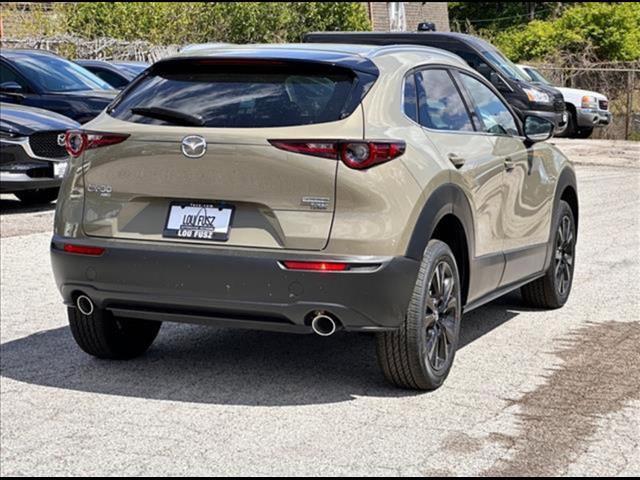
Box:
(524, 115), (554, 144)
(0, 82), (24, 95)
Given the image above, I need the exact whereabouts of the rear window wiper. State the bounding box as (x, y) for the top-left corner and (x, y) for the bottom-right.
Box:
(130, 107), (205, 126)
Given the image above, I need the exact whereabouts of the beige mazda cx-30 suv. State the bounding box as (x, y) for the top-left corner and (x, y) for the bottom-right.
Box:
(51, 44), (578, 390)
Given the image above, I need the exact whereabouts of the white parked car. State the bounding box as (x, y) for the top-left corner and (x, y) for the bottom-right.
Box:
(518, 64), (612, 139)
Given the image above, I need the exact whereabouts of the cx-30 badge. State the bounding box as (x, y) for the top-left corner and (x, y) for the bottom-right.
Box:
(181, 135), (207, 158)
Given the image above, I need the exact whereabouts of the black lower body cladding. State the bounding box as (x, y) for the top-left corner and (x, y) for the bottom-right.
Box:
(50, 236), (420, 333)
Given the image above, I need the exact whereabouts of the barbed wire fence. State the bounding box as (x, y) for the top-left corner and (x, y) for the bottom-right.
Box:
(0, 35), (180, 63)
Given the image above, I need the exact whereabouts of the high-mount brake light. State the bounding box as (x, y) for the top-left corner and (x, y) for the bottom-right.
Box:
(64, 131), (129, 158)
(268, 140), (405, 169)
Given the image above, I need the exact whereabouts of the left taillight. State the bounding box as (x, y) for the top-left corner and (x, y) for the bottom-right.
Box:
(269, 140), (406, 170)
(65, 130), (129, 158)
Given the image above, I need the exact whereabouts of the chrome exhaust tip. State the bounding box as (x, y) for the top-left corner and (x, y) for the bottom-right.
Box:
(311, 313), (337, 337)
(76, 294), (94, 316)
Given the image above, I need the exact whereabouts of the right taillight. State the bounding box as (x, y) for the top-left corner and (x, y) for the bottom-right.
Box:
(65, 130), (129, 158)
(269, 140), (405, 170)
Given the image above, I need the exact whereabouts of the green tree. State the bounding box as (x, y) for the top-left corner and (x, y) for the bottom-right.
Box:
(60, 2), (370, 45)
(493, 2), (640, 62)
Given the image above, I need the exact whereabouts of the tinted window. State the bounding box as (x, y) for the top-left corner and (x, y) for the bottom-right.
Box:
(113, 63), (147, 76)
(481, 49), (530, 82)
(524, 67), (551, 86)
(403, 73), (418, 122)
(110, 62), (356, 128)
(9, 54), (112, 92)
(459, 74), (518, 136)
(0, 63), (28, 89)
(90, 68), (129, 89)
(415, 69), (473, 132)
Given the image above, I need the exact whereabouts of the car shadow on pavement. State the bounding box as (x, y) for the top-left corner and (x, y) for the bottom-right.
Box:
(0, 196), (56, 215)
(0, 293), (522, 406)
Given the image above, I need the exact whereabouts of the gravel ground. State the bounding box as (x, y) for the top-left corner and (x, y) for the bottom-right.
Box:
(1, 140), (639, 476)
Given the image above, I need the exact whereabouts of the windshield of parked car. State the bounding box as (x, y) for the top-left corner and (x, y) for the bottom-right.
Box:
(482, 49), (530, 82)
(524, 67), (552, 86)
(109, 61), (356, 128)
(11, 54), (113, 92)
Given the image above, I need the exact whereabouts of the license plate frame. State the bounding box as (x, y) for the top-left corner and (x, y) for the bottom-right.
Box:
(163, 201), (235, 242)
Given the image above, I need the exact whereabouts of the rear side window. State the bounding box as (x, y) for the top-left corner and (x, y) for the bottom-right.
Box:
(90, 68), (129, 89)
(403, 73), (418, 122)
(415, 69), (473, 132)
(109, 61), (357, 128)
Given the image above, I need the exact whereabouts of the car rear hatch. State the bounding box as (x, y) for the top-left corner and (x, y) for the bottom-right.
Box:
(78, 54), (378, 250)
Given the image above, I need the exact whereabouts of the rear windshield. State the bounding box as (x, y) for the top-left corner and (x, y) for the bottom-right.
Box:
(109, 61), (356, 128)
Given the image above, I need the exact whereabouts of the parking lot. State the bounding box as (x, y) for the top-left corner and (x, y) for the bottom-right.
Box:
(1, 138), (638, 476)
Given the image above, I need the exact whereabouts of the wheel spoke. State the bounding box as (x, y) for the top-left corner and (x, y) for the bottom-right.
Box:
(424, 313), (436, 328)
(444, 297), (457, 314)
(441, 316), (456, 343)
(425, 296), (437, 314)
(434, 264), (444, 297)
(427, 329), (438, 366)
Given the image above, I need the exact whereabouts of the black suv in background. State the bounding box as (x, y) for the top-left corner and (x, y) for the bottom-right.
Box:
(0, 50), (118, 124)
(304, 31), (568, 132)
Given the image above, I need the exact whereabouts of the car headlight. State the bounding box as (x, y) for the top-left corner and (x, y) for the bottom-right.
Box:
(581, 95), (598, 109)
(523, 87), (552, 104)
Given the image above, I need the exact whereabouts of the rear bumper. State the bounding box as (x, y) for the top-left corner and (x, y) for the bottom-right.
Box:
(576, 108), (612, 128)
(50, 236), (420, 333)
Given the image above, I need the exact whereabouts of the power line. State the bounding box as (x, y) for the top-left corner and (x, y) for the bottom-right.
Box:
(463, 5), (557, 25)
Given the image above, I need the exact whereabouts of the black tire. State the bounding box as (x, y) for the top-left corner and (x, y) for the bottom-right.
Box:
(15, 188), (59, 205)
(68, 306), (161, 359)
(376, 240), (462, 390)
(574, 127), (593, 139)
(562, 109), (577, 138)
(521, 200), (576, 309)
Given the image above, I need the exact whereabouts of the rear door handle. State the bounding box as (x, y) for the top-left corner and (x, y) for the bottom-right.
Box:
(504, 157), (515, 171)
(448, 153), (465, 169)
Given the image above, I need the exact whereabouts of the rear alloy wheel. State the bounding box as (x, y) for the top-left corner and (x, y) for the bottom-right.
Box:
(15, 188), (59, 205)
(521, 200), (576, 308)
(377, 240), (461, 390)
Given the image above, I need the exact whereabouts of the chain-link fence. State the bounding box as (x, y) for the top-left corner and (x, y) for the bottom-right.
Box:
(532, 64), (640, 141)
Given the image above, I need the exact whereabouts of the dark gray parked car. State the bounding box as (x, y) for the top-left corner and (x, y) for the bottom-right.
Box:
(75, 60), (149, 89)
(1, 102), (79, 204)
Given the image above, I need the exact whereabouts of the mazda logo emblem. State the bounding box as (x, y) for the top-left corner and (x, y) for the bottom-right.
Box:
(181, 135), (207, 158)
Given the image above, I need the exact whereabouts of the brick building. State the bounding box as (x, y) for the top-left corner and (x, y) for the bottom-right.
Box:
(364, 2), (450, 33)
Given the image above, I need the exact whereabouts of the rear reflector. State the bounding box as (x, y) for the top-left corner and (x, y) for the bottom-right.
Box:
(63, 244), (105, 256)
(269, 140), (405, 169)
(282, 261), (349, 272)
